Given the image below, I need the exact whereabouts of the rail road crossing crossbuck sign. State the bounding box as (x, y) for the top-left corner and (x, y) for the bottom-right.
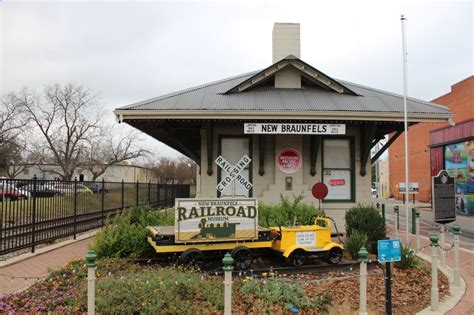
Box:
(215, 155), (253, 193)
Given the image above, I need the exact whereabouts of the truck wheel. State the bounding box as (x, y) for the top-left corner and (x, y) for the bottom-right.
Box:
(179, 248), (204, 269)
(231, 246), (253, 270)
(326, 247), (343, 264)
(286, 249), (307, 267)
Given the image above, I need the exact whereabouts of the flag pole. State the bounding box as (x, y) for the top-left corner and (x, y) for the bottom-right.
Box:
(401, 15), (410, 244)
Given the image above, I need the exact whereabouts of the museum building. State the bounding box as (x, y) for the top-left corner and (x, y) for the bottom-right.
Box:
(114, 23), (452, 228)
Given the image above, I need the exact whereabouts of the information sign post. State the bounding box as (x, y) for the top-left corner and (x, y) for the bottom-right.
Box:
(378, 238), (401, 315)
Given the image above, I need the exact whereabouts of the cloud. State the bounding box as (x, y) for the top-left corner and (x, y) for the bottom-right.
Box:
(1, 1), (472, 157)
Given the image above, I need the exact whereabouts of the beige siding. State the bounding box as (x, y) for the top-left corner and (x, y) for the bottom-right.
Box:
(197, 126), (372, 232)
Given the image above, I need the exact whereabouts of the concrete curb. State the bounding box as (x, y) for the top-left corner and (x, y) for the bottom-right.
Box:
(0, 229), (99, 268)
(416, 252), (467, 314)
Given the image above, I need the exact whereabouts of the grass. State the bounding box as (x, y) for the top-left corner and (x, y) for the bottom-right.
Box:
(0, 187), (168, 222)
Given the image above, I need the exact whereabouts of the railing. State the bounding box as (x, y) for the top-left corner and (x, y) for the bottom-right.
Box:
(0, 177), (193, 256)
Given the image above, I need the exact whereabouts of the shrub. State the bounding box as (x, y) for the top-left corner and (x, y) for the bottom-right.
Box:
(345, 204), (386, 245)
(240, 278), (331, 313)
(395, 244), (420, 269)
(345, 230), (369, 260)
(88, 267), (223, 314)
(259, 193), (318, 227)
(92, 206), (174, 259)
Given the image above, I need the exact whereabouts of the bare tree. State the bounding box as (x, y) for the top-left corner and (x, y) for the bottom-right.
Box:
(82, 125), (150, 181)
(0, 140), (25, 178)
(15, 83), (102, 181)
(151, 156), (196, 184)
(0, 93), (26, 146)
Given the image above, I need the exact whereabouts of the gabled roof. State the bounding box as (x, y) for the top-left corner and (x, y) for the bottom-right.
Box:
(223, 55), (358, 95)
(114, 57), (451, 123)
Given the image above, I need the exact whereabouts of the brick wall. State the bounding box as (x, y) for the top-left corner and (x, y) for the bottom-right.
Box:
(388, 76), (474, 202)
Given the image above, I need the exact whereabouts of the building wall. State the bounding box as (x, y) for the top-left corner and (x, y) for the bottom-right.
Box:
(198, 125), (372, 231)
(378, 158), (390, 199)
(389, 76), (474, 201)
(13, 164), (154, 183)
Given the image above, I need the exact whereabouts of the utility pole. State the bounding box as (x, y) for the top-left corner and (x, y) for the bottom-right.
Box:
(401, 15), (410, 244)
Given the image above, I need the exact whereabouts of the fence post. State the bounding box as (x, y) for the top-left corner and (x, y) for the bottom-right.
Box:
(415, 210), (420, 252)
(121, 180), (124, 210)
(101, 178), (105, 226)
(452, 224), (461, 287)
(394, 206), (399, 239)
(31, 175), (37, 253)
(358, 246), (368, 315)
(148, 181), (151, 206)
(222, 253), (234, 315)
(86, 249), (97, 315)
(430, 234), (439, 312)
(439, 225), (446, 268)
(157, 184), (161, 208)
(73, 178), (77, 240)
(136, 180), (139, 207)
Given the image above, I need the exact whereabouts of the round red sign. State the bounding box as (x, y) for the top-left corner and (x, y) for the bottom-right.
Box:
(276, 149), (302, 174)
(312, 182), (328, 200)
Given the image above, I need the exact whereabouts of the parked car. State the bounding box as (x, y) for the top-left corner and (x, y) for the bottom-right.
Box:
(21, 184), (63, 198)
(0, 188), (24, 201)
(0, 183), (30, 199)
(83, 182), (108, 194)
(50, 183), (93, 195)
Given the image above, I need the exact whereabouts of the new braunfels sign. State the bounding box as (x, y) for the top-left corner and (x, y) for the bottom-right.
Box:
(175, 198), (258, 243)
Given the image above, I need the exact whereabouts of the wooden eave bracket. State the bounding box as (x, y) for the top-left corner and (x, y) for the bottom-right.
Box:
(259, 135), (265, 176)
(360, 123), (378, 176)
(310, 135), (321, 176)
(206, 124), (213, 176)
(371, 130), (403, 164)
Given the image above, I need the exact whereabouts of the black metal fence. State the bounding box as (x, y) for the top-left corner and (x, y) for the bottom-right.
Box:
(0, 178), (193, 256)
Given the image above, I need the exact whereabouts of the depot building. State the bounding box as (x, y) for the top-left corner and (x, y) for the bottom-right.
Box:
(114, 23), (452, 229)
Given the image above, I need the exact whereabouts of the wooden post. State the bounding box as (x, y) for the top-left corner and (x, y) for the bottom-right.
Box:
(86, 249), (97, 315)
(452, 224), (461, 287)
(439, 225), (446, 268)
(358, 246), (368, 315)
(415, 210), (420, 252)
(222, 253), (234, 315)
(430, 234), (439, 312)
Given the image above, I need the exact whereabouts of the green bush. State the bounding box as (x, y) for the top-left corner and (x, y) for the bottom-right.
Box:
(345, 204), (386, 245)
(241, 278), (331, 313)
(92, 206), (174, 259)
(259, 194), (319, 227)
(395, 244), (420, 269)
(92, 267), (223, 314)
(345, 230), (369, 260)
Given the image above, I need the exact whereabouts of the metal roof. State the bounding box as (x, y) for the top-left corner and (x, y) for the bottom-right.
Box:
(116, 63), (450, 117)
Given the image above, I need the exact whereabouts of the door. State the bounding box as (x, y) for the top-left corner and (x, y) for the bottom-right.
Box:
(219, 137), (251, 197)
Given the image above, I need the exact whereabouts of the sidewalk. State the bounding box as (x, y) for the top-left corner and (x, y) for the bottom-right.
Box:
(377, 198), (474, 237)
(387, 224), (474, 314)
(0, 237), (93, 297)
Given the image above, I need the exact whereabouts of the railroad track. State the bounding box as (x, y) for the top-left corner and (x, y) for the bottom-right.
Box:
(210, 261), (381, 277)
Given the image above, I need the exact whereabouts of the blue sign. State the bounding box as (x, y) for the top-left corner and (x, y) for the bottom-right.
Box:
(377, 239), (401, 263)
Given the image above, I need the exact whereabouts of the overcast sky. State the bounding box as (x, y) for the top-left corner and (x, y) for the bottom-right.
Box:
(1, 0), (472, 158)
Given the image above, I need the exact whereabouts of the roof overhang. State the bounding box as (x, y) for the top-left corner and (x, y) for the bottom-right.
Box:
(114, 109), (451, 123)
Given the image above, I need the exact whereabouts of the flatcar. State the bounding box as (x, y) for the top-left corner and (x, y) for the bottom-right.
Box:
(147, 216), (344, 270)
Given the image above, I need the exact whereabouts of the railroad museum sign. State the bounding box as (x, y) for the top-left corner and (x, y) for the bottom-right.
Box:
(175, 198), (258, 243)
(244, 123), (346, 135)
(432, 170), (456, 223)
